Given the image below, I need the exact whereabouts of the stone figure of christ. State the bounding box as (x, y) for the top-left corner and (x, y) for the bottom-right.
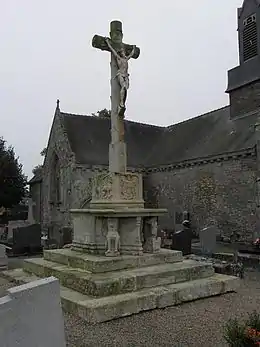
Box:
(105, 37), (136, 110)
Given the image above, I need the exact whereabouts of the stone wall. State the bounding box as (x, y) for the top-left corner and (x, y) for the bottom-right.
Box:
(145, 155), (257, 241)
(41, 113), (75, 239)
(30, 182), (41, 224)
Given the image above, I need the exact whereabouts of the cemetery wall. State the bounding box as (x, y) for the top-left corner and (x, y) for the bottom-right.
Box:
(146, 155), (257, 241)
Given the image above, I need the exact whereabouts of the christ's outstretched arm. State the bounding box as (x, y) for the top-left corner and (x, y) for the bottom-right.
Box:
(127, 45), (136, 60)
(105, 38), (119, 58)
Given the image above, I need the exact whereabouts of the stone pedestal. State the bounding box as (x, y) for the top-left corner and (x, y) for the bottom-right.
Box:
(90, 172), (144, 209)
(70, 171), (167, 256)
(71, 208), (167, 256)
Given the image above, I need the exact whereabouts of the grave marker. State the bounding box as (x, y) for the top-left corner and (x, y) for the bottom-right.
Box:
(0, 277), (66, 347)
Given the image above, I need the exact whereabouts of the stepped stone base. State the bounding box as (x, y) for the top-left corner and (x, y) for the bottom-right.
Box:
(2, 248), (240, 324)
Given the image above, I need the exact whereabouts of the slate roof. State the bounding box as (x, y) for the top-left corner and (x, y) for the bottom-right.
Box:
(60, 106), (256, 168)
(28, 170), (42, 185)
(61, 113), (163, 167)
(147, 106), (256, 167)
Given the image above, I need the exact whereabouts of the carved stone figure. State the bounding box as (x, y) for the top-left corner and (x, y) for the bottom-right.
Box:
(143, 217), (161, 253)
(105, 37), (136, 113)
(120, 174), (139, 200)
(105, 218), (120, 257)
(92, 174), (113, 201)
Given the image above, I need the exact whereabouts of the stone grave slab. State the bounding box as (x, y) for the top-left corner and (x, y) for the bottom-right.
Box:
(12, 224), (42, 255)
(0, 244), (10, 270)
(0, 276), (66, 347)
(172, 227), (193, 255)
(199, 225), (218, 255)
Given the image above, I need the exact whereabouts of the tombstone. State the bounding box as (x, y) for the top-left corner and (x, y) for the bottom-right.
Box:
(172, 221), (193, 255)
(26, 198), (36, 224)
(7, 220), (29, 241)
(0, 244), (11, 270)
(12, 224), (42, 255)
(59, 227), (73, 247)
(199, 222), (218, 256)
(0, 226), (8, 242)
(175, 210), (190, 232)
(0, 277), (66, 347)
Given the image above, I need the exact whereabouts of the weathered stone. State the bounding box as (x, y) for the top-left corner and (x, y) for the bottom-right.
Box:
(0, 276), (66, 347)
(43, 248), (183, 272)
(3, 268), (239, 324)
(0, 244), (9, 270)
(199, 223), (218, 255)
(22, 257), (214, 297)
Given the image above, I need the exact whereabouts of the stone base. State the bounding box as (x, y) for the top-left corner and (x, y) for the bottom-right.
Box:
(3, 268), (239, 324)
(2, 248), (240, 323)
(70, 208), (167, 256)
(43, 248), (183, 272)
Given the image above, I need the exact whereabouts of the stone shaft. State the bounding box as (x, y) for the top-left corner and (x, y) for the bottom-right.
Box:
(92, 21), (140, 173)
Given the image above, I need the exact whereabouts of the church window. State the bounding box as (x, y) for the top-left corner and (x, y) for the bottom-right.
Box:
(243, 14), (258, 62)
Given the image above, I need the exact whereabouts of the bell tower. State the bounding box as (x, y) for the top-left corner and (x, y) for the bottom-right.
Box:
(226, 0), (260, 119)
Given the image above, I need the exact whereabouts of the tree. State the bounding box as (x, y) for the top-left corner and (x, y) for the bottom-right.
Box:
(32, 147), (46, 175)
(0, 137), (27, 208)
(92, 108), (111, 118)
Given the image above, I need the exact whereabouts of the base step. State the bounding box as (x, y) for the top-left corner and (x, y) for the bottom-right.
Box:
(3, 268), (239, 324)
(43, 248), (183, 273)
(23, 257), (215, 297)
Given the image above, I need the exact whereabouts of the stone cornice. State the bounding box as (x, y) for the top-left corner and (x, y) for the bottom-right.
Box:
(74, 164), (145, 174)
(74, 147), (256, 175)
(145, 147), (256, 173)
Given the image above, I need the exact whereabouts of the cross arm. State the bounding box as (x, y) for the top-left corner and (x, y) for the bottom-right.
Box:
(92, 35), (140, 59)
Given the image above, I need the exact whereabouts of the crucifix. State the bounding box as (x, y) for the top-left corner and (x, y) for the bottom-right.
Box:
(92, 21), (140, 173)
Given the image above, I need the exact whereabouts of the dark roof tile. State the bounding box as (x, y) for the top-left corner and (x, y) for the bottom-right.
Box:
(60, 107), (256, 168)
(61, 113), (163, 167)
(147, 106), (256, 166)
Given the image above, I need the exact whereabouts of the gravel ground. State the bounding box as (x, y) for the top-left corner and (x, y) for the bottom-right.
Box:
(1, 270), (260, 347)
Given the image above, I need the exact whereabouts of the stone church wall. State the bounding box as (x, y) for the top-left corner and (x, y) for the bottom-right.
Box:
(41, 113), (76, 239)
(145, 155), (257, 241)
(29, 182), (42, 224)
(71, 166), (95, 208)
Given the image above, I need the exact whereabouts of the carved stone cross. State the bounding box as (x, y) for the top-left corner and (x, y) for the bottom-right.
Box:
(92, 21), (140, 173)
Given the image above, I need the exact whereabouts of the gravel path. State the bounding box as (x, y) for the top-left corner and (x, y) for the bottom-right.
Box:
(1, 271), (260, 347)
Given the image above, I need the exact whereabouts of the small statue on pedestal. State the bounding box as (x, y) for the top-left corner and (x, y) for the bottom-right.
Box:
(105, 218), (120, 257)
(143, 217), (161, 253)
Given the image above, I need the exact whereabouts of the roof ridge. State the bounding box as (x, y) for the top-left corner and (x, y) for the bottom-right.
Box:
(60, 112), (164, 129)
(167, 105), (229, 130)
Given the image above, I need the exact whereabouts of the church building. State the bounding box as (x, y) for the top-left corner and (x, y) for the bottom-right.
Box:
(29, 0), (260, 243)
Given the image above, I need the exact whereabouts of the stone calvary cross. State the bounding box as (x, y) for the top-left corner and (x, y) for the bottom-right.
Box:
(92, 21), (140, 173)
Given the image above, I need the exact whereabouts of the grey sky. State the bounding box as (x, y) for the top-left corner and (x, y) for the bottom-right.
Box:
(1, 0), (242, 178)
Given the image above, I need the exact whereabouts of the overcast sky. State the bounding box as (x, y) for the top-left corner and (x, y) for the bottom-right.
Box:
(1, 0), (243, 178)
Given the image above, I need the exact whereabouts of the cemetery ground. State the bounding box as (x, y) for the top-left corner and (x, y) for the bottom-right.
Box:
(0, 260), (259, 347)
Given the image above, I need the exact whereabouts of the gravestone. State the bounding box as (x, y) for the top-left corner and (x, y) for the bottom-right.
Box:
(172, 222), (193, 255)
(199, 223), (218, 255)
(0, 244), (11, 270)
(26, 198), (36, 224)
(59, 227), (73, 247)
(175, 210), (190, 232)
(12, 224), (42, 255)
(0, 277), (66, 347)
